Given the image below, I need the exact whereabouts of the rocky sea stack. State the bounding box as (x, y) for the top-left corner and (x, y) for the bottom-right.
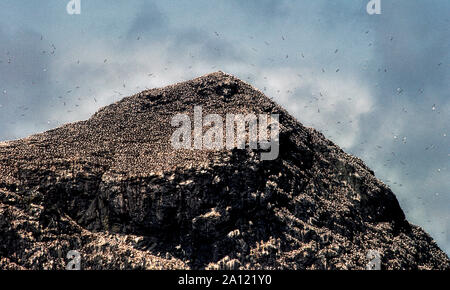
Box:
(0, 72), (448, 270)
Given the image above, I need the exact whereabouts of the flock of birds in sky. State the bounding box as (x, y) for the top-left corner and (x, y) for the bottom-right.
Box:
(0, 28), (447, 230)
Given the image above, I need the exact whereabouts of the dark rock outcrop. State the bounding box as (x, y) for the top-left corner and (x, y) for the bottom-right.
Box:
(0, 72), (448, 269)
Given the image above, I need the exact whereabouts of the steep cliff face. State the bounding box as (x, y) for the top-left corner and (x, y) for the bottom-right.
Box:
(0, 72), (448, 270)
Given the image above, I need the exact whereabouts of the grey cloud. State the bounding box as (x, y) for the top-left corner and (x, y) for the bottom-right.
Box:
(231, 0), (291, 21)
(126, 1), (169, 40)
(0, 27), (56, 141)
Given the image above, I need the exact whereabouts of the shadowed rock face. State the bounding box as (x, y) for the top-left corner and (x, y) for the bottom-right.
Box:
(0, 71), (448, 270)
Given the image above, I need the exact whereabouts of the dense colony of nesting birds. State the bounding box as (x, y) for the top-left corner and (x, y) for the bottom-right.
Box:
(0, 72), (448, 269)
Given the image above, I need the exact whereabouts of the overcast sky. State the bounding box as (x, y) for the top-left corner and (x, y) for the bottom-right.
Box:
(0, 0), (449, 255)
